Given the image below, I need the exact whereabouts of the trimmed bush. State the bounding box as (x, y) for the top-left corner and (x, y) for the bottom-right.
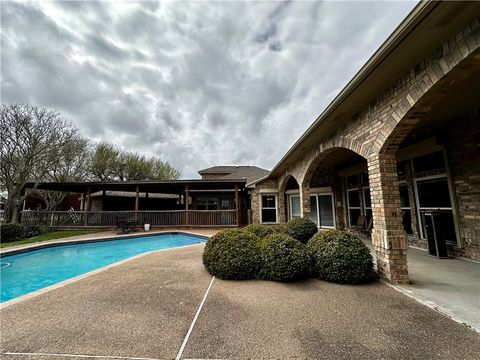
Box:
(243, 223), (275, 239)
(23, 225), (46, 238)
(202, 229), (262, 280)
(0, 224), (46, 243)
(0, 224), (26, 243)
(285, 217), (318, 244)
(259, 233), (311, 281)
(307, 230), (376, 284)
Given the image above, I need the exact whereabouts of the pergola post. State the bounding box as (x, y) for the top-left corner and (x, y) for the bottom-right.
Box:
(134, 186), (140, 222)
(84, 186), (91, 226)
(185, 185), (189, 226)
(235, 184), (240, 226)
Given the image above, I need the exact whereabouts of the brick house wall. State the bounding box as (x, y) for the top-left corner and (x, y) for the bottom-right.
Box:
(251, 19), (480, 283)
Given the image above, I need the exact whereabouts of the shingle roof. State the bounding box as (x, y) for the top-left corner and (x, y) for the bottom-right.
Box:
(198, 166), (270, 184)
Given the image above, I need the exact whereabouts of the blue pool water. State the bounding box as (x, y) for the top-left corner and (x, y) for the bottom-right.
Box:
(0, 233), (205, 302)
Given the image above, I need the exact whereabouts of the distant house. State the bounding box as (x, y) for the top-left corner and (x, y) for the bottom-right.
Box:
(21, 166), (269, 228)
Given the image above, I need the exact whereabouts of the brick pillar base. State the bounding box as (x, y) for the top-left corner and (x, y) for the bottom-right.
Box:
(368, 153), (409, 285)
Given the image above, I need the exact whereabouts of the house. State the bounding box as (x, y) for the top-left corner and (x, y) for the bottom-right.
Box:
(249, 1), (480, 284)
(20, 165), (269, 228)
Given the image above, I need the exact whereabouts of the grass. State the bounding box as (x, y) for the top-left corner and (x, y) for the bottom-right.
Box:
(0, 230), (104, 248)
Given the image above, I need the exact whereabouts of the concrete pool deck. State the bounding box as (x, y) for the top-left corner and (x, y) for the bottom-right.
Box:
(1, 244), (479, 360)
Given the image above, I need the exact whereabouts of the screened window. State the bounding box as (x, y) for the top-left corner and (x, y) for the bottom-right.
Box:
(261, 194), (277, 223)
(416, 178), (451, 208)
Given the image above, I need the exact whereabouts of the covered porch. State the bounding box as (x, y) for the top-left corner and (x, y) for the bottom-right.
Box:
(21, 179), (249, 228)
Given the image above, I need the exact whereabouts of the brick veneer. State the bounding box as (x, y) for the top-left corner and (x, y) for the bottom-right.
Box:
(252, 21), (480, 283)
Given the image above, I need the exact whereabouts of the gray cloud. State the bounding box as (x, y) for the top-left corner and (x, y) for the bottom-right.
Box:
(1, 0), (418, 177)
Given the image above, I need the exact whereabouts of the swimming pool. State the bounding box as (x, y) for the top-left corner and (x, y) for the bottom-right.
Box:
(0, 233), (205, 302)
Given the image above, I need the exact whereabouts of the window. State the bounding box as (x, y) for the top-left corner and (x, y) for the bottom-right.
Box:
(261, 194), (277, 223)
(289, 195), (301, 219)
(309, 195), (318, 226)
(415, 176), (455, 241)
(399, 183), (413, 234)
(196, 198), (218, 210)
(318, 194), (334, 227)
(220, 199), (230, 209)
(347, 189), (361, 226)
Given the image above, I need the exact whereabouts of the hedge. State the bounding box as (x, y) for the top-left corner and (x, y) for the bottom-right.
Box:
(259, 233), (310, 281)
(202, 229), (262, 280)
(0, 224), (45, 243)
(307, 230), (376, 284)
(285, 217), (318, 244)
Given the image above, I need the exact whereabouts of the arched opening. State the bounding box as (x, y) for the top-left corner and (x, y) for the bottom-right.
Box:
(280, 175), (300, 222)
(302, 147), (370, 232)
(390, 67), (480, 260)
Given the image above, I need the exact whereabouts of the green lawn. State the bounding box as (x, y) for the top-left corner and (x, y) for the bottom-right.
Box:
(0, 230), (104, 248)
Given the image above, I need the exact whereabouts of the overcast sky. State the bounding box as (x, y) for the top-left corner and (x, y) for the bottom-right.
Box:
(1, 0), (418, 178)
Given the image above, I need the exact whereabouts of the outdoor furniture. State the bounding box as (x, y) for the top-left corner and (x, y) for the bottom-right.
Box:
(114, 218), (137, 234)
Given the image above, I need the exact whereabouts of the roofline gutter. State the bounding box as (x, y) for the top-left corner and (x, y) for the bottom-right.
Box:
(268, 0), (437, 177)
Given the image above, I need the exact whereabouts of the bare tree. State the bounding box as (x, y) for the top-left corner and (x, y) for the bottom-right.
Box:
(91, 142), (181, 181)
(1, 104), (78, 223)
(31, 134), (91, 210)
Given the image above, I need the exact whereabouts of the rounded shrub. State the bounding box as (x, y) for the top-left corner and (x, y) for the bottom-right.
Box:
(202, 229), (262, 280)
(259, 233), (310, 281)
(243, 223), (275, 239)
(0, 224), (26, 243)
(307, 230), (376, 284)
(285, 217), (318, 244)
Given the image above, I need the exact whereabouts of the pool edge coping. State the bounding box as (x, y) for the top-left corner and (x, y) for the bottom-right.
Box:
(0, 230), (210, 256)
(0, 242), (206, 310)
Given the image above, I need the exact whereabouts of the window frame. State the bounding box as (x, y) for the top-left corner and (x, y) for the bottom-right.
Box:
(260, 193), (278, 224)
(346, 188), (361, 226)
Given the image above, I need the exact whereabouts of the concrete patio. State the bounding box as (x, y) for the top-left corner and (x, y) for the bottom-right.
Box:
(363, 239), (480, 332)
(1, 243), (479, 360)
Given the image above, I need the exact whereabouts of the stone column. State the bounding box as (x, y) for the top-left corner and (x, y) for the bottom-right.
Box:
(367, 153), (409, 284)
(300, 185), (310, 218)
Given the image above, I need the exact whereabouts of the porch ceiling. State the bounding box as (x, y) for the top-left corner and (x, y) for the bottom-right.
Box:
(23, 179), (247, 195)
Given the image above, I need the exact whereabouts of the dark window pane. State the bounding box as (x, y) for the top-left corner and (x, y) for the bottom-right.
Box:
(361, 173), (369, 186)
(348, 190), (360, 208)
(309, 196), (318, 226)
(363, 188), (371, 208)
(417, 178), (451, 208)
(346, 175), (359, 188)
(262, 195), (276, 208)
(413, 151), (445, 174)
(399, 184), (410, 208)
(319, 195), (334, 227)
(397, 161), (407, 177)
(365, 209), (372, 229)
(262, 209), (277, 223)
(402, 209), (413, 234)
(349, 209), (361, 226)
